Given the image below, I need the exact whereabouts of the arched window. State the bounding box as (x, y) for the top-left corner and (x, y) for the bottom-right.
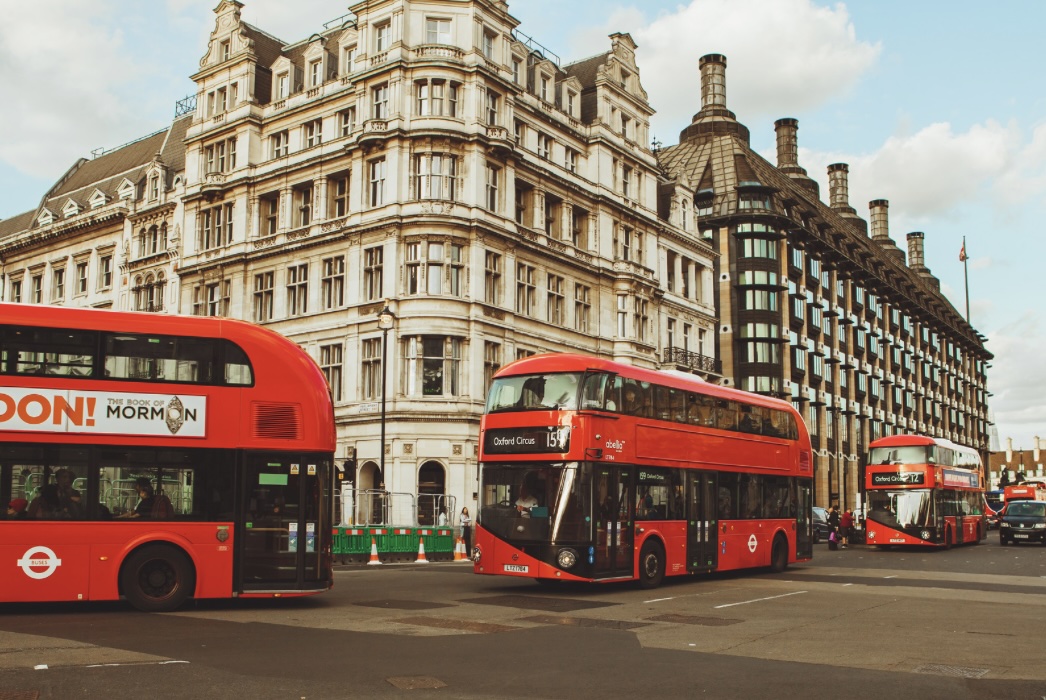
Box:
(154, 272), (166, 311)
(160, 222), (169, 251)
(417, 461), (447, 525)
(132, 275), (145, 310)
(137, 229), (147, 258)
(148, 225), (159, 255)
(144, 273), (156, 311)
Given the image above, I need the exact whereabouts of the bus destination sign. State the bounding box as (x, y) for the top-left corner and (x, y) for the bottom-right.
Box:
(485, 427), (570, 454)
(871, 472), (925, 486)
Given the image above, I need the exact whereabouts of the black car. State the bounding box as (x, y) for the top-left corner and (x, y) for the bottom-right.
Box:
(999, 500), (1046, 545)
(812, 506), (832, 543)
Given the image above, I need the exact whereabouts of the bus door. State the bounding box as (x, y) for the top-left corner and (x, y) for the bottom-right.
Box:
(240, 454), (329, 589)
(593, 465), (634, 579)
(796, 480), (813, 559)
(686, 472), (718, 572)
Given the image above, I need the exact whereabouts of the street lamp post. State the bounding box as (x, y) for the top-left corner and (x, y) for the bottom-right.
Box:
(377, 305), (396, 484)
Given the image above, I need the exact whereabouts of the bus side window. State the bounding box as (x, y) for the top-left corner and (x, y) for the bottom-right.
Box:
(622, 379), (643, 416)
(654, 385), (672, 421)
(716, 400), (738, 431)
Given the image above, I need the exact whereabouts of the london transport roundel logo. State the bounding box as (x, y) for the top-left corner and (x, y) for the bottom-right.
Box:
(747, 534), (758, 553)
(17, 546), (63, 580)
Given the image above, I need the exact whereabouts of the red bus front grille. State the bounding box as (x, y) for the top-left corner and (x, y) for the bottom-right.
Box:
(251, 402), (303, 440)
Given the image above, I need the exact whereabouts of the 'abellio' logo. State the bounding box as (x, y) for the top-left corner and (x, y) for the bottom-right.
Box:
(17, 546), (63, 579)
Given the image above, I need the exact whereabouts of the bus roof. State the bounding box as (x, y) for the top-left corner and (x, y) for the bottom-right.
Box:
(869, 434), (978, 455)
(495, 352), (798, 414)
(2, 302), (263, 340)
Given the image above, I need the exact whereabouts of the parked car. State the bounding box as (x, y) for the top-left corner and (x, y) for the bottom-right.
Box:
(999, 500), (1046, 545)
(812, 506), (832, 543)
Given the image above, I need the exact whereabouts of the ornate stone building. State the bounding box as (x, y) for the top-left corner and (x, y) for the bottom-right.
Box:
(1, 0), (718, 522)
(658, 55), (992, 508)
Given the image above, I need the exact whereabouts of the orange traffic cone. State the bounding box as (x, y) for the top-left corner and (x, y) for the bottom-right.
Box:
(415, 536), (429, 563)
(453, 536), (465, 561)
(367, 537), (382, 566)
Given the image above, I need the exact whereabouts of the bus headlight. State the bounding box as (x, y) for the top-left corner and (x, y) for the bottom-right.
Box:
(1033, 523), (1046, 529)
(471, 546), (481, 563)
(920, 530), (932, 540)
(557, 548), (578, 569)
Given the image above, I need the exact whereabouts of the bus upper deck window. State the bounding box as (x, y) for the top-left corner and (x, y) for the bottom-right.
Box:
(222, 340), (253, 386)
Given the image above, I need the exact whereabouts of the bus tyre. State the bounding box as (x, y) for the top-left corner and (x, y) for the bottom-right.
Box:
(770, 535), (789, 573)
(944, 529), (953, 550)
(637, 541), (665, 589)
(120, 545), (195, 613)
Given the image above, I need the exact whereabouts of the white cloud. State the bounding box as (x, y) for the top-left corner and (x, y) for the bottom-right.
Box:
(0, 1), (139, 178)
(569, 0), (881, 142)
(985, 312), (1046, 450)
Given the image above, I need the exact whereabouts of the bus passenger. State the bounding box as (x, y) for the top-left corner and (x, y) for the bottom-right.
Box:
(7, 498), (28, 520)
(55, 469), (83, 518)
(28, 484), (65, 519)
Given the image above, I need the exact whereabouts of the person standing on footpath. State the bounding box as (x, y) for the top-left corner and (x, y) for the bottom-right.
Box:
(839, 508), (854, 548)
(827, 504), (840, 542)
(460, 506), (473, 555)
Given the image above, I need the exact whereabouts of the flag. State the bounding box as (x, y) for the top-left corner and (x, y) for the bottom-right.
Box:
(959, 243), (967, 262)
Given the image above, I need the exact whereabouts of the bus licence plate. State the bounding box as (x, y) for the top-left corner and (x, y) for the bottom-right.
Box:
(504, 564), (529, 573)
(1015, 534), (1029, 539)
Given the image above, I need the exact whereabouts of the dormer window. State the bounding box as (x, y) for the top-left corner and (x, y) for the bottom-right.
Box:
(89, 190), (107, 209)
(220, 39), (231, 61)
(512, 58), (522, 84)
(566, 90), (576, 116)
(62, 201), (80, 218)
(539, 75), (549, 102)
(309, 59), (323, 88)
(276, 72), (289, 99)
(695, 190), (714, 217)
(342, 46), (357, 74)
(426, 18), (451, 44)
(117, 179), (135, 200)
(149, 176), (160, 201)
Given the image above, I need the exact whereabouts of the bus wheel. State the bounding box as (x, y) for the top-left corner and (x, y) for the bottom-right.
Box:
(944, 529), (953, 550)
(770, 535), (789, 573)
(120, 545), (195, 613)
(637, 541), (665, 589)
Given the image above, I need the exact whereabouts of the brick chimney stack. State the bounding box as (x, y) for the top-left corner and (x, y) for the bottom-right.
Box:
(827, 163), (865, 234)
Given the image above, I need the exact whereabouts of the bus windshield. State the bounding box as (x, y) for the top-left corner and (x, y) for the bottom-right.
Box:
(869, 446), (932, 465)
(479, 463), (590, 542)
(486, 372), (583, 412)
(866, 489), (935, 527)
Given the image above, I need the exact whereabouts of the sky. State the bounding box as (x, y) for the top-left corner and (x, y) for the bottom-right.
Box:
(0, 0), (1043, 454)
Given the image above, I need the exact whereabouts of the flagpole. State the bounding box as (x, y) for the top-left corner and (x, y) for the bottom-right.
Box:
(962, 235), (970, 323)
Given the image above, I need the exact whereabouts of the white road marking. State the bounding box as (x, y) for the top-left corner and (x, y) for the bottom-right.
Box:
(644, 597), (675, 603)
(713, 591), (807, 609)
(83, 660), (190, 669)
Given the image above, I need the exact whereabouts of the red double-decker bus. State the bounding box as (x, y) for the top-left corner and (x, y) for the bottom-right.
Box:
(472, 354), (814, 588)
(1, 303), (336, 611)
(863, 435), (986, 549)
